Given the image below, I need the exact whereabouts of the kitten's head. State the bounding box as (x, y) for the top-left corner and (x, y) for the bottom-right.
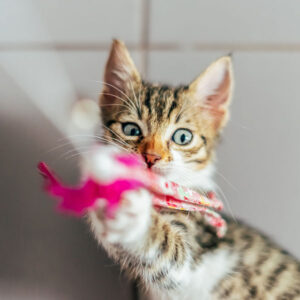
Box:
(99, 40), (233, 190)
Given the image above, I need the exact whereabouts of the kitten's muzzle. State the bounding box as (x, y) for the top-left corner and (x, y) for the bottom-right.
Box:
(142, 153), (161, 169)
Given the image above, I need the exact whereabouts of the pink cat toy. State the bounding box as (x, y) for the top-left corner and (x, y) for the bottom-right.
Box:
(38, 145), (227, 237)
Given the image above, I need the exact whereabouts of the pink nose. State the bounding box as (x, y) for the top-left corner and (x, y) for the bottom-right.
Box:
(142, 153), (161, 168)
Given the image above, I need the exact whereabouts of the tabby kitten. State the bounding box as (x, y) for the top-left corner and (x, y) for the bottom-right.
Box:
(88, 40), (300, 300)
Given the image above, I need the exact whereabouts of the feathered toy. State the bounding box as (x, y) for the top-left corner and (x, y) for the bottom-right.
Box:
(38, 145), (227, 237)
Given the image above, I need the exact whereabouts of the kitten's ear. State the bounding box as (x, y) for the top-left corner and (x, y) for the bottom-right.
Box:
(102, 39), (141, 98)
(188, 56), (233, 129)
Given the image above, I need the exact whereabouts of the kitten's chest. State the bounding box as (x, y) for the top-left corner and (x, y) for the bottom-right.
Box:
(141, 248), (238, 300)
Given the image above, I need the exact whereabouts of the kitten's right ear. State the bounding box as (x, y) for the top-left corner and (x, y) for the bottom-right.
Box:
(188, 56), (234, 130)
(102, 40), (140, 101)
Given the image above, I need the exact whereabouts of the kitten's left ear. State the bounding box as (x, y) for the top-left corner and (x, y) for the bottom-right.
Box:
(188, 56), (233, 129)
(103, 39), (141, 97)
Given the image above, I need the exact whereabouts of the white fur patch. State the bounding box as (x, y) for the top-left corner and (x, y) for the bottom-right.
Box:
(88, 188), (152, 248)
(144, 249), (238, 300)
(166, 149), (216, 191)
(82, 145), (130, 182)
(187, 249), (238, 299)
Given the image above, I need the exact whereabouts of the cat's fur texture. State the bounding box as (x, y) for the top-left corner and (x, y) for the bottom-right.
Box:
(88, 40), (300, 300)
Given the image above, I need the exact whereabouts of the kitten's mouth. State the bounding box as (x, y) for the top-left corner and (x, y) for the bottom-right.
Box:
(140, 159), (170, 177)
(151, 166), (169, 177)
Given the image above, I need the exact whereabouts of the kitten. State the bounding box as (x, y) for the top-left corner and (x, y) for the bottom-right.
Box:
(88, 40), (300, 300)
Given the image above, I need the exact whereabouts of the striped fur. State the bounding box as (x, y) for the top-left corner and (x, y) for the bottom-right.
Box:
(88, 40), (300, 299)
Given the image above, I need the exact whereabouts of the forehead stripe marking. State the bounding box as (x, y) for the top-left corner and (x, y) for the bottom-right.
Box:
(156, 87), (167, 121)
(144, 88), (153, 114)
(106, 120), (116, 127)
(167, 101), (177, 119)
(136, 103), (142, 120)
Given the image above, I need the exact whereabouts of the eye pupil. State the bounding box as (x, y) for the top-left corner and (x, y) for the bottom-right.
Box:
(172, 129), (193, 145)
(180, 134), (185, 143)
(131, 128), (138, 135)
(122, 122), (141, 137)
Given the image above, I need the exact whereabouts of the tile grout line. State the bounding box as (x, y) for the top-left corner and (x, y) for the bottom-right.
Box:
(3, 42), (300, 52)
(140, 0), (151, 78)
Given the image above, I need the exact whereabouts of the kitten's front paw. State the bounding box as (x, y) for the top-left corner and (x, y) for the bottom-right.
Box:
(89, 189), (152, 245)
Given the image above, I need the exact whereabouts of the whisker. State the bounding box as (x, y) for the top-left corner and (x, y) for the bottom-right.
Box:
(45, 135), (101, 154)
(96, 133), (129, 147)
(45, 141), (79, 154)
(92, 136), (131, 152)
(97, 80), (138, 114)
(99, 103), (131, 108)
(65, 149), (95, 160)
(215, 170), (238, 192)
(97, 80), (134, 104)
(60, 145), (91, 160)
(99, 92), (136, 114)
(137, 83), (142, 112)
(62, 139), (132, 161)
(101, 125), (130, 147)
(55, 134), (103, 142)
(214, 183), (237, 223)
(128, 78), (142, 117)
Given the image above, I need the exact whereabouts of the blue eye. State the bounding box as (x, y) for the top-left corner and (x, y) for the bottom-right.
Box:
(122, 123), (141, 136)
(172, 129), (193, 145)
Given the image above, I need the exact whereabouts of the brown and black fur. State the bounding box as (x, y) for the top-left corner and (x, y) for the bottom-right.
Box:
(88, 40), (300, 300)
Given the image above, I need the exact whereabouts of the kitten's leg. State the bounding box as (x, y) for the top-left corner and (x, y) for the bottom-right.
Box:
(89, 189), (152, 246)
(88, 188), (192, 293)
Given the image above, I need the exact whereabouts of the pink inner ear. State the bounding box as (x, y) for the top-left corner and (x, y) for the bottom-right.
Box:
(102, 40), (140, 104)
(206, 70), (231, 108)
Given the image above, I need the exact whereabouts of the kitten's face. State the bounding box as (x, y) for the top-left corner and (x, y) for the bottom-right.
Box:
(100, 40), (233, 189)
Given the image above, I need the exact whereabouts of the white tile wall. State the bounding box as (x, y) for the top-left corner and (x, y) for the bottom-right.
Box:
(0, 0), (142, 44)
(0, 50), (76, 134)
(147, 50), (225, 83)
(58, 50), (143, 99)
(150, 0), (300, 45)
